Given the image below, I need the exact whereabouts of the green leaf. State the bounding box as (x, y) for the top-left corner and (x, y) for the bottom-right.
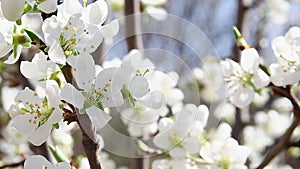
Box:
(24, 29), (39, 41)
(49, 146), (68, 163)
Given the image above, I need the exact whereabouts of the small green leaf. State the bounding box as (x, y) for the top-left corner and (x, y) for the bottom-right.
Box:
(49, 145), (68, 163)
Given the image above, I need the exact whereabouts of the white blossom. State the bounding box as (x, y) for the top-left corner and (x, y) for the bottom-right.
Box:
(221, 48), (269, 108)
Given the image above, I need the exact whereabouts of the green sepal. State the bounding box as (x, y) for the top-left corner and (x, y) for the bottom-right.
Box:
(97, 102), (104, 111)
(23, 4), (33, 14)
(59, 104), (64, 109)
(16, 19), (22, 26)
(53, 123), (59, 129)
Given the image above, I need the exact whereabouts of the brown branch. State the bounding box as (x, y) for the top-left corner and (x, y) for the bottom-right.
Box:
(62, 65), (102, 169)
(0, 159), (25, 169)
(124, 1), (148, 168)
(256, 85), (300, 169)
(125, 0), (143, 51)
(256, 117), (299, 169)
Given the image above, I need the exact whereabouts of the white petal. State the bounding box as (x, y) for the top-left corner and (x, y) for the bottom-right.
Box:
(0, 44), (12, 57)
(197, 105), (209, 127)
(46, 80), (60, 106)
(240, 48), (259, 72)
(145, 6), (168, 21)
(4, 45), (22, 64)
(183, 136), (200, 154)
(101, 19), (119, 38)
(82, 0), (108, 25)
(137, 90), (163, 109)
(169, 147), (186, 160)
(15, 87), (42, 105)
(38, 0), (57, 14)
(49, 42), (66, 65)
(20, 61), (44, 79)
(11, 114), (38, 134)
(61, 83), (85, 109)
(253, 69), (270, 88)
(24, 155), (53, 169)
(86, 106), (112, 129)
(230, 87), (254, 108)
(75, 54), (95, 91)
(63, 0), (82, 16)
(1, 0), (25, 21)
(129, 76), (149, 98)
(55, 162), (72, 169)
(28, 123), (52, 146)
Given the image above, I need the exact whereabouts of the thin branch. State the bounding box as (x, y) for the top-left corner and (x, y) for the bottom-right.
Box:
(256, 85), (300, 169)
(0, 159), (25, 169)
(256, 117), (299, 169)
(62, 65), (102, 169)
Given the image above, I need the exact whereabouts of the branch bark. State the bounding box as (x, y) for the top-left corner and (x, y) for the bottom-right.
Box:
(256, 86), (300, 169)
(62, 65), (102, 169)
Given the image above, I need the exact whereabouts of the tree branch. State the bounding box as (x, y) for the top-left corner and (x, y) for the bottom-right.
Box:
(62, 65), (102, 169)
(256, 85), (300, 169)
(0, 159), (25, 169)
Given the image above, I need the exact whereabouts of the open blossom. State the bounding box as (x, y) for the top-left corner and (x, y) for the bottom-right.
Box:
(221, 48), (270, 108)
(270, 26), (300, 86)
(8, 80), (63, 146)
(0, 17), (32, 64)
(57, 0), (119, 38)
(42, 14), (103, 65)
(61, 54), (115, 129)
(24, 155), (71, 169)
(153, 104), (208, 160)
(200, 123), (251, 169)
(20, 52), (61, 81)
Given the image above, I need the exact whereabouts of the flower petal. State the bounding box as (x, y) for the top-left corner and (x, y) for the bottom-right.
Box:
(86, 106), (112, 129)
(24, 155), (53, 169)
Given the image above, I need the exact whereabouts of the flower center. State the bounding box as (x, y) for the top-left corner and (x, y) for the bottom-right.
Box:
(169, 133), (182, 146)
(59, 26), (79, 57)
(80, 83), (110, 113)
(21, 96), (55, 126)
(218, 156), (231, 169)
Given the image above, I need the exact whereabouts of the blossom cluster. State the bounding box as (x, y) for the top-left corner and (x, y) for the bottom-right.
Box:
(0, 0), (300, 169)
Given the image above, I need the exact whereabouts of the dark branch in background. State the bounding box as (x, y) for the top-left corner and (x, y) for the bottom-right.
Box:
(0, 159), (25, 169)
(125, 0), (144, 51)
(231, 0), (249, 141)
(124, 1), (148, 169)
(62, 65), (102, 169)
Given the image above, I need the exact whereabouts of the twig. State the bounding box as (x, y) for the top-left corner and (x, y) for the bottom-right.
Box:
(256, 85), (300, 169)
(61, 65), (102, 169)
(256, 117), (299, 169)
(0, 159), (25, 169)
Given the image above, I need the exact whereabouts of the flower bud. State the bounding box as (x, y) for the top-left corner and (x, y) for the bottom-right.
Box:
(1, 0), (25, 21)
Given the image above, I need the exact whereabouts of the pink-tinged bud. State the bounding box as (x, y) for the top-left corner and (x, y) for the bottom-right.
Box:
(1, 0), (25, 21)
